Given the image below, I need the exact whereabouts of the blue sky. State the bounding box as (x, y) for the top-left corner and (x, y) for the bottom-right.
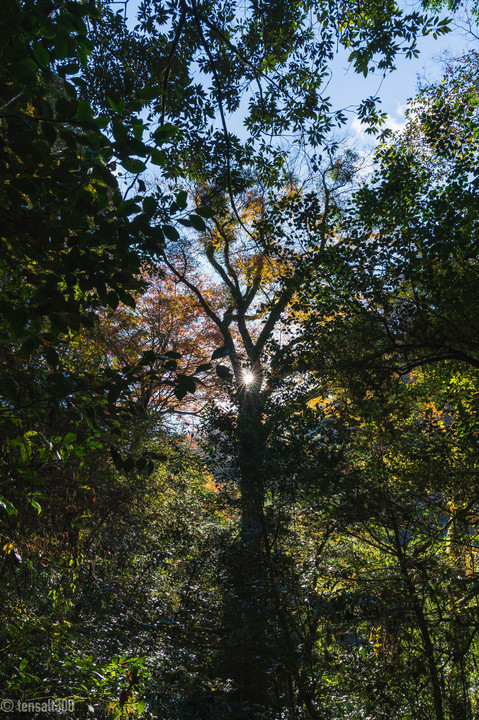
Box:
(122, 1), (477, 158)
(225, 10), (477, 153)
(337, 18), (477, 143)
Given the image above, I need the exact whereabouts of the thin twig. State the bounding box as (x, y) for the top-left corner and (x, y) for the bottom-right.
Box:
(0, 91), (23, 113)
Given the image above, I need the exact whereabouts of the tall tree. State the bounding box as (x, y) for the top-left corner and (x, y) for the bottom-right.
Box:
(284, 50), (479, 720)
(0, 0), (207, 517)
(80, 0), (453, 714)
(296, 50), (479, 382)
(0, 0), (453, 715)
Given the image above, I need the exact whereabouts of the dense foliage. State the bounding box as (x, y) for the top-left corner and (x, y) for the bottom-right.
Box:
(2, 0), (479, 719)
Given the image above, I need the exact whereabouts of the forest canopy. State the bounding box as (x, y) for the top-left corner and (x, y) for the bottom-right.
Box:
(1, 0), (479, 719)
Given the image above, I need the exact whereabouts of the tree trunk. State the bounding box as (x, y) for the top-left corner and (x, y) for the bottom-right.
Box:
(223, 386), (271, 715)
(394, 525), (445, 720)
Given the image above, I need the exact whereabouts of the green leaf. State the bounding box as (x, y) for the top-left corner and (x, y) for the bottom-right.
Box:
(42, 122), (57, 145)
(176, 374), (196, 394)
(141, 350), (157, 363)
(87, 438), (102, 450)
(195, 363), (212, 373)
(94, 115), (110, 130)
(108, 387), (120, 404)
(57, 97), (78, 118)
(136, 456), (148, 472)
(149, 148), (165, 166)
(189, 214), (207, 231)
(196, 205), (215, 218)
(29, 499), (42, 515)
(16, 58), (38, 81)
(117, 200), (141, 216)
(176, 190), (188, 210)
(107, 97), (125, 114)
(132, 123), (144, 140)
(211, 346), (230, 360)
(0, 497), (18, 516)
(54, 32), (69, 59)
(137, 700), (146, 714)
(46, 347), (59, 368)
(41, 20), (56, 39)
(32, 41), (49, 68)
(123, 456), (135, 472)
(110, 448), (123, 471)
(94, 164), (117, 188)
(174, 384), (188, 400)
(107, 291), (119, 310)
(162, 225), (180, 241)
(152, 123), (177, 142)
(467, 581), (479, 598)
(121, 158), (146, 174)
(136, 84), (163, 102)
(77, 100), (93, 121)
(61, 61), (80, 75)
(143, 196), (157, 218)
(117, 289), (136, 308)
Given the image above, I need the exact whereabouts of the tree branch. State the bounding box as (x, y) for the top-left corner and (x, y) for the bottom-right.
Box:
(255, 285), (295, 356)
(162, 254), (236, 351)
(161, 4), (187, 126)
(189, 0), (254, 240)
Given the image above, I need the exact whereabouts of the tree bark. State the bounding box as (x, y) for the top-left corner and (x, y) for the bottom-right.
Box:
(223, 385), (271, 715)
(393, 525), (445, 720)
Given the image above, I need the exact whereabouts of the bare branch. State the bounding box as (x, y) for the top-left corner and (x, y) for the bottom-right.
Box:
(205, 242), (237, 294)
(162, 254), (236, 351)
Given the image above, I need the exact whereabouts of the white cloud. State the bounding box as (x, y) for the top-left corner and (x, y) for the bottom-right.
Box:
(351, 105), (406, 140)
